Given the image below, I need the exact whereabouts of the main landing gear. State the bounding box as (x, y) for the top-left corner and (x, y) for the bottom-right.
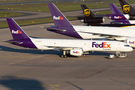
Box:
(61, 50), (67, 58)
(60, 50), (71, 58)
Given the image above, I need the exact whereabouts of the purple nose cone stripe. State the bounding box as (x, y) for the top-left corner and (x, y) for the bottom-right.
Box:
(6, 18), (37, 49)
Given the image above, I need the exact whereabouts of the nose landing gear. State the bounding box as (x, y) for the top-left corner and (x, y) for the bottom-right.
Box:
(116, 52), (127, 58)
(109, 52), (127, 59)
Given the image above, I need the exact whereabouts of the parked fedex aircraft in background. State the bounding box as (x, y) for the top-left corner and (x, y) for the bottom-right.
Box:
(106, 4), (135, 24)
(47, 3), (135, 48)
(119, 0), (135, 20)
(5, 18), (132, 58)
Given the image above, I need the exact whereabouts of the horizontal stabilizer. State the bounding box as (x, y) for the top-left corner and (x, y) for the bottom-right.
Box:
(4, 40), (23, 44)
(47, 28), (66, 32)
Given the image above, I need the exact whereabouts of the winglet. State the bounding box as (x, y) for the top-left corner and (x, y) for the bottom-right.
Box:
(48, 3), (72, 27)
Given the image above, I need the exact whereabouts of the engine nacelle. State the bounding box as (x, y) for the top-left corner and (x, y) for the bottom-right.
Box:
(70, 48), (83, 56)
(126, 37), (135, 48)
(78, 17), (104, 24)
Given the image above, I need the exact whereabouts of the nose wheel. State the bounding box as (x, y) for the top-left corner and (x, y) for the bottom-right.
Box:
(116, 52), (127, 58)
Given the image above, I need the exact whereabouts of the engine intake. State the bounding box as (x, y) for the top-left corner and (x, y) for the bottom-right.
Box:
(70, 48), (83, 56)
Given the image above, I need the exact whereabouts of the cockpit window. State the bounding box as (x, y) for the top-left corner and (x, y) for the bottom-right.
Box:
(124, 45), (130, 47)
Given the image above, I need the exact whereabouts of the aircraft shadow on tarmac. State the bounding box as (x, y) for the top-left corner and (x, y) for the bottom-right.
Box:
(0, 76), (45, 90)
(0, 45), (61, 55)
(66, 81), (83, 90)
(0, 45), (113, 57)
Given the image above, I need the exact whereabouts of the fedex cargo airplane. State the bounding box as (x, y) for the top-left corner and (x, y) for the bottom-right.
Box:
(106, 3), (135, 24)
(47, 3), (135, 48)
(119, 0), (135, 20)
(5, 18), (132, 58)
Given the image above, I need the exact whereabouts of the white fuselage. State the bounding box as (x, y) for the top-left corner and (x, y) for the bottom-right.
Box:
(129, 20), (135, 24)
(124, 14), (130, 20)
(30, 38), (132, 52)
(124, 14), (135, 24)
(73, 25), (135, 39)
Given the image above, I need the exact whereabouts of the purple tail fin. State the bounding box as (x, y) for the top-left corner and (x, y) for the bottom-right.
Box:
(106, 4), (130, 24)
(6, 18), (30, 40)
(48, 3), (72, 27)
(109, 3), (123, 15)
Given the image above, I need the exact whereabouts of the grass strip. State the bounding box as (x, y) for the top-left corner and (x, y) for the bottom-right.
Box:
(0, 16), (77, 28)
(0, 2), (110, 12)
(0, 11), (24, 18)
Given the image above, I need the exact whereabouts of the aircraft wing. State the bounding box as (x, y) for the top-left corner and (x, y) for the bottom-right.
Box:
(44, 45), (81, 51)
(77, 31), (127, 40)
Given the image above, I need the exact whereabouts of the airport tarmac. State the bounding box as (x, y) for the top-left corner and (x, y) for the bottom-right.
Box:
(0, 20), (135, 90)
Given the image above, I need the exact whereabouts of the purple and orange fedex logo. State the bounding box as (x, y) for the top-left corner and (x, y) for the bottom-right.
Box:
(129, 41), (135, 44)
(12, 30), (22, 34)
(92, 42), (111, 48)
(53, 16), (63, 20)
(73, 51), (80, 54)
(114, 16), (122, 19)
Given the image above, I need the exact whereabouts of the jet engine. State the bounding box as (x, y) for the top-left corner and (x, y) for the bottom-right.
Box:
(78, 17), (104, 24)
(129, 15), (135, 20)
(126, 37), (135, 48)
(70, 48), (83, 56)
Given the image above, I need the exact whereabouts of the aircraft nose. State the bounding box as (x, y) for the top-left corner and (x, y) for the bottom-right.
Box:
(129, 47), (133, 51)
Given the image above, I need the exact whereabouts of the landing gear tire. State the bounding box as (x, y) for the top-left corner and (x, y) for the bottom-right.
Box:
(61, 55), (67, 58)
(66, 53), (71, 56)
(61, 50), (68, 58)
(116, 52), (127, 58)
